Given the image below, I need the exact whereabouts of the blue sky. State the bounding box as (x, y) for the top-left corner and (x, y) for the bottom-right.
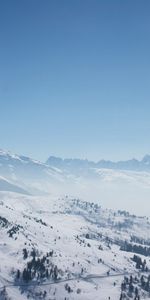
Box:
(0, 0), (150, 162)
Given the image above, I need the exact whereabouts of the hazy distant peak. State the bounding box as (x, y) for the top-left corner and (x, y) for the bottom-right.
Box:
(0, 149), (45, 167)
(142, 154), (150, 164)
(46, 154), (150, 172)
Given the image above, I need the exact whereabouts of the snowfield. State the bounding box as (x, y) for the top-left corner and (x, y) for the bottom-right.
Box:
(0, 192), (150, 299)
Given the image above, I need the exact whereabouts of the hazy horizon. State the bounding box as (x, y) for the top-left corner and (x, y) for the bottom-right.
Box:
(1, 147), (150, 163)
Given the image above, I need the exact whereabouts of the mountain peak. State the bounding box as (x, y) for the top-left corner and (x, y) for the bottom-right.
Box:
(142, 154), (150, 164)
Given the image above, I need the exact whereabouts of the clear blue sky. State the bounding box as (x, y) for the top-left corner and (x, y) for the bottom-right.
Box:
(0, 0), (150, 162)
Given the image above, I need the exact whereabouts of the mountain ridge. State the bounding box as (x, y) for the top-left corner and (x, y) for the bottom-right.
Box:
(46, 154), (150, 172)
(1, 148), (150, 171)
(1, 148), (150, 214)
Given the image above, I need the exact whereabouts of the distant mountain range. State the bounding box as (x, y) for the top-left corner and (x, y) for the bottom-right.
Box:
(46, 154), (150, 172)
(1, 149), (150, 207)
(1, 149), (150, 176)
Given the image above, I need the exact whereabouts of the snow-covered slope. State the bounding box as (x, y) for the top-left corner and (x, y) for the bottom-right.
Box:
(0, 149), (66, 195)
(0, 192), (150, 300)
(0, 176), (29, 194)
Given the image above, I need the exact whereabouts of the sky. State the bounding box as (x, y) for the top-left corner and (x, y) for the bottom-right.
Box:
(0, 0), (150, 162)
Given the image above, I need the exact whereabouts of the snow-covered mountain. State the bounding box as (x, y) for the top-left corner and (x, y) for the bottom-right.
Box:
(46, 154), (150, 173)
(1, 149), (150, 215)
(1, 150), (150, 299)
(0, 192), (150, 300)
(0, 149), (66, 195)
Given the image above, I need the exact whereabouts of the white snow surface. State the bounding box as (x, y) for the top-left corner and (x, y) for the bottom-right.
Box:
(0, 192), (150, 299)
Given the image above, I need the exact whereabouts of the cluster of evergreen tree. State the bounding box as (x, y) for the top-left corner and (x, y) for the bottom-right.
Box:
(140, 274), (150, 292)
(7, 224), (23, 237)
(0, 216), (9, 228)
(117, 210), (137, 219)
(65, 283), (73, 293)
(132, 255), (149, 271)
(120, 274), (150, 299)
(0, 286), (10, 300)
(117, 210), (130, 217)
(120, 241), (150, 256)
(114, 219), (133, 230)
(120, 275), (140, 299)
(33, 217), (47, 226)
(131, 236), (150, 246)
(71, 199), (101, 214)
(16, 249), (60, 283)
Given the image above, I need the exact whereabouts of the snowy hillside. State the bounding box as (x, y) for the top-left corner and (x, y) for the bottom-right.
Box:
(0, 176), (29, 195)
(1, 149), (150, 299)
(1, 192), (150, 299)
